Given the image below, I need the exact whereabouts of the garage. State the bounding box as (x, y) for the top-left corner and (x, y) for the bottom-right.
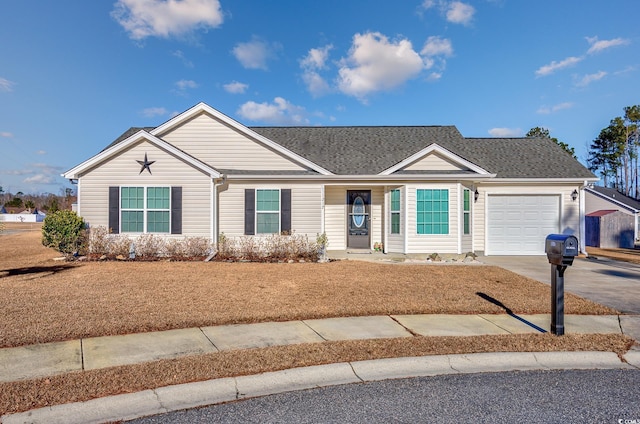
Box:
(487, 195), (560, 255)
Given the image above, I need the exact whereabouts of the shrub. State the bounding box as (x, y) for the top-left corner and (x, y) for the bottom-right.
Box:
(87, 225), (111, 255)
(41, 210), (86, 257)
(134, 233), (165, 258)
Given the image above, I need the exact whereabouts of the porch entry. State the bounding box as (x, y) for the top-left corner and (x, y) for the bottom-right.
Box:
(346, 190), (371, 249)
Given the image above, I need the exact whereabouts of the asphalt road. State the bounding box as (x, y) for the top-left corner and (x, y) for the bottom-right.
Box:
(129, 369), (640, 423)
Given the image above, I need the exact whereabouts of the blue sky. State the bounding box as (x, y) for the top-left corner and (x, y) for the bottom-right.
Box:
(1, 0), (639, 195)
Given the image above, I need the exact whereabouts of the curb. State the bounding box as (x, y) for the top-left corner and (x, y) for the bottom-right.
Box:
(3, 351), (637, 424)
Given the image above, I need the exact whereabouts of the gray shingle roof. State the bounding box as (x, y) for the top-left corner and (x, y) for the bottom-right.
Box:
(250, 127), (595, 178)
(588, 186), (640, 210)
(101, 125), (595, 179)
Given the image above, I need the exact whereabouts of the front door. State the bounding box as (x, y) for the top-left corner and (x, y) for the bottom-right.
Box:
(347, 190), (371, 249)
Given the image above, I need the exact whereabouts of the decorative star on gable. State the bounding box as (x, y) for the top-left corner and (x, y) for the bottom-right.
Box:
(137, 153), (156, 175)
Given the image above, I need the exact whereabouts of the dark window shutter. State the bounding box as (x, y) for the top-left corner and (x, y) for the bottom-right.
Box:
(244, 189), (255, 235)
(108, 186), (119, 234)
(171, 186), (182, 234)
(281, 189), (291, 234)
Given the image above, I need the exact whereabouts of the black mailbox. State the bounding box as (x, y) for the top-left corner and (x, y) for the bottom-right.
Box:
(545, 234), (579, 266)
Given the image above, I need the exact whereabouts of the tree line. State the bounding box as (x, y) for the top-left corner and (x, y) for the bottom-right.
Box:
(587, 105), (640, 199)
(0, 187), (76, 213)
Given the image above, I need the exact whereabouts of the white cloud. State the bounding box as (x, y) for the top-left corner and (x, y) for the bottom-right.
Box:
(537, 102), (574, 114)
(1, 169), (31, 176)
(535, 56), (582, 77)
(23, 174), (57, 184)
(223, 81), (249, 94)
(446, 1), (475, 25)
(488, 127), (523, 137)
(575, 71), (607, 87)
(420, 0), (475, 25)
(337, 32), (425, 99)
(420, 36), (453, 57)
(0, 77), (15, 92)
(172, 50), (194, 67)
(176, 79), (198, 90)
(232, 37), (280, 70)
(237, 97), (308, 125)
(142, 107), (169, 117)
(301, 45), (333, 69)
(420, 36), (453, 73)
(111, 0), (223, 41)
(586, 36), (630, 55)
(300, 45), (333, 96)
(1, 131), (13, 138)
(36, 150), (47, 155)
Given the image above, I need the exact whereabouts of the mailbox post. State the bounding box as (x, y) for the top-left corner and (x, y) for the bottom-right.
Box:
(544, 234), (579, 336)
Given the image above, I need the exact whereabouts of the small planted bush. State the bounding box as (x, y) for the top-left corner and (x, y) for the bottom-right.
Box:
(215, 232), (324, 262)
(42, 210), (86, 257)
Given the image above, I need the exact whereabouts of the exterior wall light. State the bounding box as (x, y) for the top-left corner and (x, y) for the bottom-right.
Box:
(571, 189), (578, 201)
(474, 188), (479, 202)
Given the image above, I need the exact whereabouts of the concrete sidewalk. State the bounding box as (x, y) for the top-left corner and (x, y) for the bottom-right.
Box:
(0, 313), (634, 384)
(2, 313), (640, 424)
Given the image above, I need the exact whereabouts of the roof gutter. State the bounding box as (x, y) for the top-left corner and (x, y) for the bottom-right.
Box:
(225, 173), (498, 181)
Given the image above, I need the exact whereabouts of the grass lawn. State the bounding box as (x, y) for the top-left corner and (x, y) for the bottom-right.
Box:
(0, 223), (633, 415)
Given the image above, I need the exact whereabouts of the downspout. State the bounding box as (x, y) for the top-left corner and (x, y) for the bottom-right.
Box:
(211, 174), (226, 245)
(579, 181), (587, 256)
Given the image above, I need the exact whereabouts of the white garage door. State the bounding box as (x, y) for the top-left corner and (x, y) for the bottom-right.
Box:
(487, 195), (560, 255)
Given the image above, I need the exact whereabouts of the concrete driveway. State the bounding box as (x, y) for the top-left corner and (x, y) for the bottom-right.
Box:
(480, 255), (640, 314)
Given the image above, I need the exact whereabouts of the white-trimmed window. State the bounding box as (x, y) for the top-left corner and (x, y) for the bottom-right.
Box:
(463, 189), (471, 235)
(256, 189), (280, 234)
(390, 189), (400, 234)
(120, 186), (170, 233)
(416, 189), (449, 235)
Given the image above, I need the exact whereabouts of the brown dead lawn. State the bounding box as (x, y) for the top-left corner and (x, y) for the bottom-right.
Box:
(587, 246), (640, 264)
(0, 224), (634, 416)
(0, 333), (634, 415)
(0, 227), (616, 348)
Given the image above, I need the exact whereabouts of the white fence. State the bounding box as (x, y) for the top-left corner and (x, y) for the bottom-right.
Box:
(0, 214), (45, 223)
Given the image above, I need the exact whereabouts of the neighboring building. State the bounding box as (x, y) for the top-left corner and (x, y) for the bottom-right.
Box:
(62, 102), (597, 256)
(585, 185), (640, 242)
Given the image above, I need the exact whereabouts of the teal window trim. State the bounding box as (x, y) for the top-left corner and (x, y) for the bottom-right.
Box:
(416, 189), (449, 235)
(390, 189), (400, 235)
(463, 189), (470, 235)
(120, 186), (171, 234)
(256, 189), (281, 234)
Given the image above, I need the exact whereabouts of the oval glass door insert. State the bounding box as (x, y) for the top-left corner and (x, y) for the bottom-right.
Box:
(352, 196), (365, 228)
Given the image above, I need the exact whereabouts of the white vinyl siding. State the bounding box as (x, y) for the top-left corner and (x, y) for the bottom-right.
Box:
(77, 140), (211, 237)
(160, 112), (307, 172)
(218, 182), (322, 239)
(404, 152), (469, 172)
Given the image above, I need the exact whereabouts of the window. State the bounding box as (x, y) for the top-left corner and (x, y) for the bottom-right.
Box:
(416, 189), (449, 235)
(463, 189), (470, 235)
(256, 189), (280, 234)
(120, 186), (170, 233)
(390, 189), (400, 234)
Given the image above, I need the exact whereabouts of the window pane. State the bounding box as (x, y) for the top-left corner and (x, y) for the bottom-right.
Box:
(391, 189), (400, 211)
(391, 213), (400, 234)
(121, 211), (143, 233)
(148, 187), (169, 210)
(463, 189), (470, 211)
(416, 189), (449, 235)
(257, 189), (280, 212)
(257, 212), (279, 234)
(463, 213), (470, 235)
(147, 211), (170, 233)
(121, 187), (144, 209)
